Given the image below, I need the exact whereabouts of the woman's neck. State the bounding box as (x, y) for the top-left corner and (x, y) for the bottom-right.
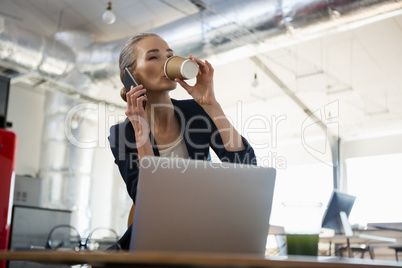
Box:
(145, 92), (175, 131)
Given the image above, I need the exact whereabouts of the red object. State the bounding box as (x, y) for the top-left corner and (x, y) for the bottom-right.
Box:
(0, 129), (17, 268)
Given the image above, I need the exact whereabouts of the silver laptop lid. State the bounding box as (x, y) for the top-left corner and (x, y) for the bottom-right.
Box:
(130, 156), (276, 255)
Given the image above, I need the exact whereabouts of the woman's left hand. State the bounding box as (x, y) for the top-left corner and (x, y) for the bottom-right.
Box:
(175, 55), (218, 108)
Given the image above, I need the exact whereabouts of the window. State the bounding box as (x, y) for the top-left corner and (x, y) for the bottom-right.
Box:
(345, 153), (402, 225)
(270, 163), (333, 226)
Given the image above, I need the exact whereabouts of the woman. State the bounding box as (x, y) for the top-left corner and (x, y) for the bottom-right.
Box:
(108, 33), (256, 249)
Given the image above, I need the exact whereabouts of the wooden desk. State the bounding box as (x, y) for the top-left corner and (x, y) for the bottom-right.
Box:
(1, 250), (402, 268)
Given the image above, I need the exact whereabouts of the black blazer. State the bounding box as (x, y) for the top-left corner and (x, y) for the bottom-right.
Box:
(108, 99), (257, 204)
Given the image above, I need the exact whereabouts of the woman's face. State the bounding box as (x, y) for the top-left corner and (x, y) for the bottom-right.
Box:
(133, 36), (176, 92)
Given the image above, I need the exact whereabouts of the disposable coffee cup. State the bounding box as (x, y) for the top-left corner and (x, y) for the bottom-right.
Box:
(282, 201), (323, 256)
(164, 56), (199, 80)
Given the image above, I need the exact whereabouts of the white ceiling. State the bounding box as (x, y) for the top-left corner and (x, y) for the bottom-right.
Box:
(173, 9), (402, 141)
(254, 14), (402, 140)
(1, 0), (402, 142)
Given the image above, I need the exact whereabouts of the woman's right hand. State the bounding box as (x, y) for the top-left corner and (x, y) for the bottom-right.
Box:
(125, 85), (149, 146)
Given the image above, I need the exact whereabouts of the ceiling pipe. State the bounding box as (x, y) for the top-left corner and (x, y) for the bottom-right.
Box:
(1, 0), (401, 89)
(0, 20), (74, 77)
(75, 0), (402, 83)
(39, 90), (98, 234)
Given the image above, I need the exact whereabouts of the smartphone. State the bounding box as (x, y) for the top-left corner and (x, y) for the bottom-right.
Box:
(123, 67), (146, 108)
(123, 67), (139, 92)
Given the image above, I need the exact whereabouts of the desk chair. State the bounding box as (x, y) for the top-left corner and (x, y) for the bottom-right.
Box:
(337, 212), (373, 259)
(389, 245), (402, 261)
(338, 244), (373, 259)
(127, 204), (135, 227)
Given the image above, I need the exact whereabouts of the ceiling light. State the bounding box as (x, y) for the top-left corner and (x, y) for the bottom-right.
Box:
(252, 73), (259, 87)
(102, 2), (116, 25)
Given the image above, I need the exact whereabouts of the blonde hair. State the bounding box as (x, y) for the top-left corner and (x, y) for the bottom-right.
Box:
(119, 33), (160, 102)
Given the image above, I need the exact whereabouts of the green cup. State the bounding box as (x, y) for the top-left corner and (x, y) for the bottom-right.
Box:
(282, 201), (323, 256)
(286, 234), (319, 256)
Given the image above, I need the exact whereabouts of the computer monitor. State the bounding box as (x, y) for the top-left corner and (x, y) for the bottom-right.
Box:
(321, 190), (356, 234)
(0, 75), (11, 129)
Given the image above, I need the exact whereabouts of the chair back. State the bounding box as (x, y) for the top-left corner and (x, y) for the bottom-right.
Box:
(127, 204), (135, 227)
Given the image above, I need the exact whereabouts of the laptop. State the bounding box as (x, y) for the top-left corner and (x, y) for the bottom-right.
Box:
(130, 156), (276, 256)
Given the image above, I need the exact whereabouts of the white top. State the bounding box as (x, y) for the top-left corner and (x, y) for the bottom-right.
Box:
(158, 135), (189, 159)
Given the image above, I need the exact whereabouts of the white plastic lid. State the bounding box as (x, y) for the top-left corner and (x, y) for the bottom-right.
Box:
(180, 60), (199, 79)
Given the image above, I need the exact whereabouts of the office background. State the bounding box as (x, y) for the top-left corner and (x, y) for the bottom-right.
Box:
(1, 0), (402, 246)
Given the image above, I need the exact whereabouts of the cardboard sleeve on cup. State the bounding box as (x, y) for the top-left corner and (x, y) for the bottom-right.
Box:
(164, 56), (199, 80)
